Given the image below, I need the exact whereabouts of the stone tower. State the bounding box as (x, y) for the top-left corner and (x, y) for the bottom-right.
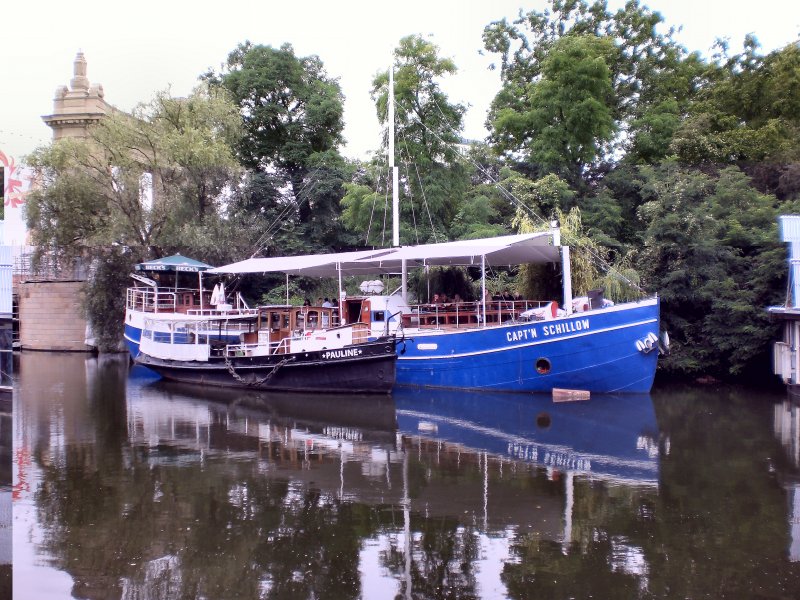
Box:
(41, 51), (112, 141)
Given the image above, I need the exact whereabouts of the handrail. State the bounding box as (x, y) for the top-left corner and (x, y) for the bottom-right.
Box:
(405, 299), (548, 329)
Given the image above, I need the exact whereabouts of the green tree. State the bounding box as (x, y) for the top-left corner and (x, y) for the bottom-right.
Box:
(671, 40), (800, 168)
(491, 34), (616, 185)
(484, 0), (700, 173)
(208, 42), (349, 253)
(637, 161), (794, 378)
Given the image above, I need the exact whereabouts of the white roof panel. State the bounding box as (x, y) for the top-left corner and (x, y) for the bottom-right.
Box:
(208, 232), (559, 277)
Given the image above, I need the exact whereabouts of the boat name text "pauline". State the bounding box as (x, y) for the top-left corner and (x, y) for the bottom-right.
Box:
(322, 348), (363, 360)
(506, 318), (591, 343)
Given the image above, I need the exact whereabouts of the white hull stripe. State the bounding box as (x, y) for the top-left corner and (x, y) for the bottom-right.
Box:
(399, 317), (658, 361)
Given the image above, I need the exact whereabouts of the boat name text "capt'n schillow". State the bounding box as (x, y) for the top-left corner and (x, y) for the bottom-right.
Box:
(506, 318), (591, 343)
(322, 348), (363, 360)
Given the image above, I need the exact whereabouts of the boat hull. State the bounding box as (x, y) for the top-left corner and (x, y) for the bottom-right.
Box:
(395, 298), (660, 393)
(135, 339), (398, 394)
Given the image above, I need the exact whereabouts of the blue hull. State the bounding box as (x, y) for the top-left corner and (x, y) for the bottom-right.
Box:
(395, 298), (659, 393)
(124, 323), (142, 357)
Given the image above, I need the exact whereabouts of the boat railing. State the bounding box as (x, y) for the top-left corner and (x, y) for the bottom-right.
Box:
(187, 307), (259, 318)
(221, 322), (373, 358)
(404, 300), (551, 329)
(318, 321), (371, 342)
(127, 287), (179, 313)
(128, 287), (258, 316)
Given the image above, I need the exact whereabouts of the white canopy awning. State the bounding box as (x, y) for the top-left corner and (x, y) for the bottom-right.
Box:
(206, 249), (395, 277)
(359, 232), (559, 271)
(207, 232), (559, 278)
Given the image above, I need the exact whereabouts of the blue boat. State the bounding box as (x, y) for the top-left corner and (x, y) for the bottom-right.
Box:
(393, 296), (659, 393)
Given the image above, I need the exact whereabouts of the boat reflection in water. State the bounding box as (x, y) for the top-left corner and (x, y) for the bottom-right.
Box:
(393, 387), (660, 487)
(121, 367), (662, 598)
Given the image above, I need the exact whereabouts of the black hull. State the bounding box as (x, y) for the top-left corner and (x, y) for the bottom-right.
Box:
(135, 339), (397, 394)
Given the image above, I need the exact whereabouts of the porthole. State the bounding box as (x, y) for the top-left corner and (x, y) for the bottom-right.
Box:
(536, 412), (552, 429)
(535, 358), (551, 375)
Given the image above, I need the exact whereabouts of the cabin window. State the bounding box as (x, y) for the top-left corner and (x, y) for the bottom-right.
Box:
(535, 358), (551, 375)
(372, 311), (386, 322)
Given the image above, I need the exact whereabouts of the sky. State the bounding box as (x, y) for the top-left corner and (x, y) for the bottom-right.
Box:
(1, 0), (798, 164)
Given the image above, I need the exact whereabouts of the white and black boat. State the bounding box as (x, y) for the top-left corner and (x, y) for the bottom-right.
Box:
(134, 305), (397, 394)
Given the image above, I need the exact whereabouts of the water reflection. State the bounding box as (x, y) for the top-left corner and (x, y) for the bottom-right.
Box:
(13, 353), (800, 599)
(774, 398), (800, 562)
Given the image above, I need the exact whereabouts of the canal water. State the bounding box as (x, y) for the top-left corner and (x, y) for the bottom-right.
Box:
(10, 352), (800, 599)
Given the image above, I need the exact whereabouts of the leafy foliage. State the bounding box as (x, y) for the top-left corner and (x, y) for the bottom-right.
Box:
(637, 162), (793, 378)
(26, 83), (243, 257)
(83, 248), (138, 352)
(208, 42), (349, 254)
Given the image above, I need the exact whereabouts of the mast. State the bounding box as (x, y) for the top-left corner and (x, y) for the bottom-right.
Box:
(390, 65), (409, 302)
(389, 67), (399, 247)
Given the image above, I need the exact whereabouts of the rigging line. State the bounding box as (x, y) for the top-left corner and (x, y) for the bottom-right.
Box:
(411, 96), (547, 232)
(250, 169), (323, 251)
(396, 143), (420, 245)
(365, 164), (383, 246)
(419, 98), (550, 228)
(250, 162), (327, 252)
(250, 185), (317, 257)
(248, 164), (327, 256)
(397, 129), (438, 243)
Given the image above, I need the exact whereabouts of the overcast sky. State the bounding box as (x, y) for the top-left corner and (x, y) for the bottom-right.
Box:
(1, 0), (798, 164)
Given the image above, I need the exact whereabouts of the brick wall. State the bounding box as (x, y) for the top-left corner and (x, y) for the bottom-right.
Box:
(17, 281), (93, 351)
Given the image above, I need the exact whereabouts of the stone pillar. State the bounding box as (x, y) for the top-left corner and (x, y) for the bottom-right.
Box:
(41, 51), (112, 142)
(17, 281), (92, 351)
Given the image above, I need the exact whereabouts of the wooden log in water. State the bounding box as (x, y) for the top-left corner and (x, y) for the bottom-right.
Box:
(552, 388), (590, 402)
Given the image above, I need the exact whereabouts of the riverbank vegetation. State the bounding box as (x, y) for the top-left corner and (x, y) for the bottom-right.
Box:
(24, 0), (800, 381)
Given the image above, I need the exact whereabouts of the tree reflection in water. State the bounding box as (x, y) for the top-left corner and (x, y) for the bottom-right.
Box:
(13, 353), (800, 599)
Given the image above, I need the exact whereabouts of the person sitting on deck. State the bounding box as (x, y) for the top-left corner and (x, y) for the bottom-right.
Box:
(322, 298), (333, 307)
(432, 293), (442, 305)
